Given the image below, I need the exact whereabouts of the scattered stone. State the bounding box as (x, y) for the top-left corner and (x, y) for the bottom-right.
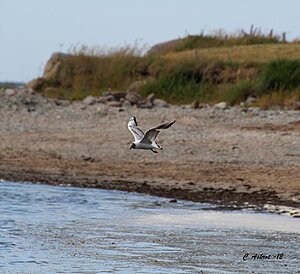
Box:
(122, 100), (132, 107)
(26, 77), (45, 91)
(52, 99), (71, 106)
(145, 93), (155, 106)
(106, 101), (122, 107)
(293, 101), (300, 110)
(5, 89), (16, 97)
(43, 52), (68, 81)
(191, 100), (199, 109)
(169, 199), (177, 203)
(248, 107), (261, 116)
(83, 96), (96, 105)
(102, 91), (112, 97)
(96, 96), (107, 104)
(214, 101), (228, 110)
(2, 82), (173, 110)
(103, 95), (116, 102)
(153, 98), (169, 108)
(12, 104), (18, 111)
(245, 96), (257, 105)
(125, 92), (143, 106)
(1, 87), (51, 111)
(110, 92), (127, 101)
(138, 103), (153, 109)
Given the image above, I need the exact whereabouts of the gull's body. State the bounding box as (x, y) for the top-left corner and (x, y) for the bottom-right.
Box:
(128, 116), (175, 153)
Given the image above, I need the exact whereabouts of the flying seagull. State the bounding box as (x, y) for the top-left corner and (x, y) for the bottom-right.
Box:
(128, 116), (175, 153)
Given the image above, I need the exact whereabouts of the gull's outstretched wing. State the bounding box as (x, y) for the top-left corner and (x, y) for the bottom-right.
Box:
(141, 120), (175, 144)
(128, 116), (144, 142)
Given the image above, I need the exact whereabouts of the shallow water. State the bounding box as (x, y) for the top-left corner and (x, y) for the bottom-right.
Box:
(0, 181), (299, 273)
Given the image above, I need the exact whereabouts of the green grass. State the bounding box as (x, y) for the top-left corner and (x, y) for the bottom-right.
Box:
(260, 59), (300, 91)
(140, 72), (212, 104)
(219, 81), (259, 105)
(43, 87), (101, 100)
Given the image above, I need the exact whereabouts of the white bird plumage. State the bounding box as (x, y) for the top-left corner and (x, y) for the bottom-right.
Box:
(128, 116), (175, 153)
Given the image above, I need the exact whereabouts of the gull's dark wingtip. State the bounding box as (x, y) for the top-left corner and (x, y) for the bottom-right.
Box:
(130, 116), (138, 126)
(156, 119), (176, 130)
(166, 120), (176, 129)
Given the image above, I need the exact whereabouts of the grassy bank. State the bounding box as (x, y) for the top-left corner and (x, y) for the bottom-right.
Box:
(39, 32), (300, 108)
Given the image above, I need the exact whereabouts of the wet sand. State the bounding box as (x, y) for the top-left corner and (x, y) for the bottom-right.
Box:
(0, 102), (300, 213)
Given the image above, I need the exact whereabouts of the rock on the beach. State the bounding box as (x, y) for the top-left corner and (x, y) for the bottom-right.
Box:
(122, 100), (132, 107)
(26, 77), (45, 91)
(125, 92), (143, 106)
(1, 87), (51, 111)
(4, 89), (17, 97)
(106, 101), (122, 107)
(103, 94), (116, 102)
(83, 96), (96, 105)
(146, 93), (155, 106)
(96, 96), (107, 104)
(293, 101), (300, 110)
(43, 52), (68, 81)
(191, 100), (200, 109)
(110, 92), (127, 101)
(245, 96), (257, 105)
(153, 98), (169, 108)
(248, 107), (261, 116)
(214, 101), (228, 110)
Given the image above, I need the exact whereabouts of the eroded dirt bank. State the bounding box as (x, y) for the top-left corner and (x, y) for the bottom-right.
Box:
(0, 102), (300, 213)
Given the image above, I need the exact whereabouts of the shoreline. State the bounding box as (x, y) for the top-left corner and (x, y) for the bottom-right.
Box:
(1, 157), (300, 217)
(1, 99), (300, 215)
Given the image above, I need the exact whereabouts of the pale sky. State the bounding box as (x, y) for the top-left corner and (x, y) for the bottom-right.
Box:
(1, 0), (300, 82)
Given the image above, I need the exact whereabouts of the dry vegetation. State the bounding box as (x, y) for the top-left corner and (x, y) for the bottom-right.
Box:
(39, 28), (300, 108)
(164, 43), (300, 63)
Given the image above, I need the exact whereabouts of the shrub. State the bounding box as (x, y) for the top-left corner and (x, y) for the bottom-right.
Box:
(219, 81), (259, 105)
(260, 59), (300, 91)
(140, 63), (216, 104)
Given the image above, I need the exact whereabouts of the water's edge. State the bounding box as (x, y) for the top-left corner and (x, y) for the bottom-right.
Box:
(1, 169), (300, 218)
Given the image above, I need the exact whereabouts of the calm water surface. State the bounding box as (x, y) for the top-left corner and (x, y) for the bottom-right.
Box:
(0, 181), (299, 273)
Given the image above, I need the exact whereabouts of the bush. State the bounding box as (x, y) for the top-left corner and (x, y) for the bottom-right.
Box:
(140, 62), (216, 103)
(219, 81), (259, 105)
(260, 59), (300, 91)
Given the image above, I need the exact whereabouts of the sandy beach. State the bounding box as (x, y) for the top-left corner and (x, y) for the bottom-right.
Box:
(0, 98), (300, 213)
